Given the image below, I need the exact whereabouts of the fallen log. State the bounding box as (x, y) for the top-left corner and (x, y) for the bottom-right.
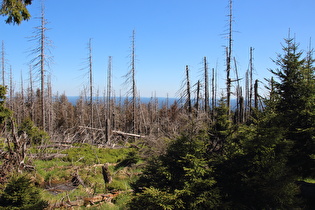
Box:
(78, 126), (145, 138)
(37, 144), (73, 149)
(112, 130), (145, 138)
(29, 153), (67, 160)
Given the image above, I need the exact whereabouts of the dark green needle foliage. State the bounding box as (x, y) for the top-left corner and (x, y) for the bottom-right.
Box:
(130, 133), (221, 210)
(0, 85), (12, 124)
(0, 0), (32, 24)
(0, 175), (48, 210)
(270, 37), (315, 178)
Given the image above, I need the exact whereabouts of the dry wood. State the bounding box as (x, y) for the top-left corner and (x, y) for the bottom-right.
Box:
(102, 163), (112, 184)
(71, 172), (85, 187)
(29, 153), (67, 160)
(79, 126), (145, 138)
(51, 192), (122, 208)
(112, 130), (145, 138)
(36, 144), (72, 149)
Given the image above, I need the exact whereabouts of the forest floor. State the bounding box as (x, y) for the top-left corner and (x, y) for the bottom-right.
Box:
(29, 142), (140, 209)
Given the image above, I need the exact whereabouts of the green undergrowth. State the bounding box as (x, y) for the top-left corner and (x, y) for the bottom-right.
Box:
(30, 143), (143, 208)
(62, 143), (132, 164)
(303, 178), (315, 183)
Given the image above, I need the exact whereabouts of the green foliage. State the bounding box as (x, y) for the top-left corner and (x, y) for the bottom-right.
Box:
(112, 192), (133, 209)
(129, 187), (183, 210)
(0, 175), (48, 210)
(63, 143), (132, 164)
(0, 0), (32, 24)
(107, 179), (130, 191)
(131, 134), (221, 209)
(208, 97), (233, 157)
(115, 149), (140, 170)
(34, 159), (73, 182)
(270, 37), (315, 177)
(0, 85), (12, 124)
(18, 118), (49, 145)
(216, 122), (299, 209)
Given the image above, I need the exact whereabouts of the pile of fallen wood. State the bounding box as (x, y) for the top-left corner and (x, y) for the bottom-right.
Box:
(49, 191), (124, 209)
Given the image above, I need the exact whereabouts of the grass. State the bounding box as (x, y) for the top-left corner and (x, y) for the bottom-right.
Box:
(62, 143), (132, 164)
(29, 143), (142, 209)
(303, 178), (315, 183)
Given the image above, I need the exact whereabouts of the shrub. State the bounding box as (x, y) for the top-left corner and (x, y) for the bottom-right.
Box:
(115, 149), (140, 170)
(0, 175), (48, 210)
(18, 118), (49, 145)
(129, 187), (182, 210)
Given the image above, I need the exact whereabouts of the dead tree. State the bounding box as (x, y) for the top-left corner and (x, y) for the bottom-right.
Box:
(185, 65), (192, 113)
(131, 30), (136, 133)
(245, 70), (249, 119)
(254, 79), (258, 109)
(39, 5), (47, 130)
(105, 56), (113, 143)
(19, 71), (26, 124)
(226, 0), (233, 116)
(9, 66), (13, 110)
(1, 41), (6, 86)
(88, 38), (94, 128)
(0, 119), (34, 181)
(106, 56), (112, 120)
(123, 30), (137, 134)
(47, 75), (53, 134)
(28, 4), (52, 131)
(102, 163), (112, 192)
(194, 80), (201, 115)
(249, 47), (254, 112)
(204, 57), (210, 114)
(27, 65), (35, 122)
(211, 67), (216, 114)
(233, 57), (243, 123)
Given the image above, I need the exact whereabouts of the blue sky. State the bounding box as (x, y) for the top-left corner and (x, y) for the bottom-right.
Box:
(1, 0), (315, 98)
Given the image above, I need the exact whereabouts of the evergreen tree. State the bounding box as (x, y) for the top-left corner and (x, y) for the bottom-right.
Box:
(208, 97), (232, 156)
(270, 37), (315, 177)
(0, 0), (32, 24)
(215, 114), (298, 209)
(130, 133), (221, 209)
(0, 176), (48, 209)
(0, 85), (12, 124)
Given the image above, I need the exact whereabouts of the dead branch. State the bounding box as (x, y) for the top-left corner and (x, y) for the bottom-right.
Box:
(78, 126), (145, 138)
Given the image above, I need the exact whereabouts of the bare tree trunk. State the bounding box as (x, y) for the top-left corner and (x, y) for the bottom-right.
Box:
(226, 0), (233, 116)
(40, 6), (46, 130)
(226, 47), (231, 116)
(211, 67), (215, 111)
(1, 41), (5, 86)
(106, 56), (113, 143)
(204, 57), (209, 114)
(245, 70), (249, 120)
(185, 65), (192, 113)
(20, 71), (25, 124)
(239, 91), (244, 123)
(107, 56), (112, 121)
(9, 66), (13, 111)
(195, 80), (200, 115)
(47, 75), (53, 134)
(124, 30), (137, 134)
(233, 57), (241, 123)
(88, 38), (93, 128)
(131, 30), (136, 134)
(254, 79), (258, 109)
(28, 65), (35, 122)
(105, 118), (111, 144)
(249, 47), (254, 113)
(102, 163), (112, 192)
